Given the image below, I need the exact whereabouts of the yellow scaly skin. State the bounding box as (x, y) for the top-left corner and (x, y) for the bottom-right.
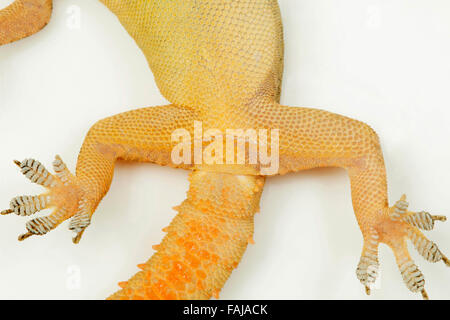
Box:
(0, 0), (448, 299)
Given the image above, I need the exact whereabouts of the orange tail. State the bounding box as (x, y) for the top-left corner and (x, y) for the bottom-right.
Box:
(0, 0), (53, 45)
(108, 170), (265, 300)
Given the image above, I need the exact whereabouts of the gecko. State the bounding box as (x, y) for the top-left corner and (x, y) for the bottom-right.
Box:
(0, 0), (448, 300)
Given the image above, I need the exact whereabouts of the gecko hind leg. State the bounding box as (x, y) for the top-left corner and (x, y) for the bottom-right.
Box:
(381, 195), (449, 299)
(1, 156), (90, 243)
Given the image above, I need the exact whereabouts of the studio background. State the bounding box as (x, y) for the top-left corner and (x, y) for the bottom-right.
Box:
(0, 0), (449, 299)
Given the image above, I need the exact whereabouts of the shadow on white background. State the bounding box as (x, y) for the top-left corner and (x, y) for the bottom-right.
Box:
(0, 0), (449, 299)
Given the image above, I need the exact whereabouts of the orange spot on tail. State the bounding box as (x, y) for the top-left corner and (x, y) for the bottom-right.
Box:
(152, 244), (161, 251)
(196, 270), (207, 279)
(118, 281), (128, 289)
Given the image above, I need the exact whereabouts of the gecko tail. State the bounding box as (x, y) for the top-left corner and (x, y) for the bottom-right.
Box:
(0, 0), (53, 46)
(108, 170), (265, 300)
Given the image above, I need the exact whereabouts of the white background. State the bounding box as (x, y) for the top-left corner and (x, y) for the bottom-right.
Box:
(0, 0), (449, 300)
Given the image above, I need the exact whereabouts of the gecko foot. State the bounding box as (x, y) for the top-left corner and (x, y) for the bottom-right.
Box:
(360, 195), (448, 299)
(1, 156), (91, 243)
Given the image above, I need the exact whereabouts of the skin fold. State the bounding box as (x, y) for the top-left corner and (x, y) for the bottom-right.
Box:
(0, 0), (448, 299)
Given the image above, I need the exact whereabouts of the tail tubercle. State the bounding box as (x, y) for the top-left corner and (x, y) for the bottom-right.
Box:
(0, 0), (53, 46)
(108, 170), (265, 300)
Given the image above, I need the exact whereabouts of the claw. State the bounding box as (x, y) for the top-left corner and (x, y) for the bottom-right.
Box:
(18, 232), (34, 241)
(421, 289), (429, 300)
(1, 209), (13, 215)
(442, 255), (450, 267)
(72, 229), (85, 244)
(432, 215), (446, 222)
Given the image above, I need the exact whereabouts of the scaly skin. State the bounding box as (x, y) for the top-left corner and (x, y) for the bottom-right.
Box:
(0, 0), (52, 45)
(0, 0), (448, 299)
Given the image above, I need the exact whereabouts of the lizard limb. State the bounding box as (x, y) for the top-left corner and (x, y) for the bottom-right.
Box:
(0, 0), (53, 45)
(249, 102), (448, 298)
(1, 0), (447, 300)
(2, 105), (198, 243)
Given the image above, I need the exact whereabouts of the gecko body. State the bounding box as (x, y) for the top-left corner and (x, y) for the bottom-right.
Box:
(0, 0), (448, 299)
